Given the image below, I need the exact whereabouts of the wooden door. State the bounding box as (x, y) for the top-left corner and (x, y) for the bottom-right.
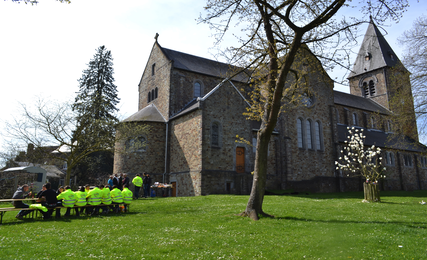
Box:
(236, 147), (245, 173)
(171, 182), (177, 197)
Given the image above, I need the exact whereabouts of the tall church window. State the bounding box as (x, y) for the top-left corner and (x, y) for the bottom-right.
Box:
(194, 82), (202, 97)
(315, 121), (323, 150)
(371, 116), (376, 129)
(152, 63), (155, 76)
(297, 118), (304, 148)
(306, 120), (313, 149)
(151, 89), (155, 101)
(385, 151), (395, 166)
(211, 122), (220, 147)
(387, 120), (393, 132)
(352, 113), (358, 126)
(155, 87), (158, 99)
(404, 154), (413, 167)
(148, 92), (151, 103)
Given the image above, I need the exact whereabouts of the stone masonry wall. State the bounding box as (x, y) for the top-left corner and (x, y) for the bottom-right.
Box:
(169, 110), (203, 196)
(114, 121), (166, 176)
(139, 43), (172, 120)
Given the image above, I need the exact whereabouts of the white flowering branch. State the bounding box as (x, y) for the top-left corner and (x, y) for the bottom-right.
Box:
(335, 127), (386, 183)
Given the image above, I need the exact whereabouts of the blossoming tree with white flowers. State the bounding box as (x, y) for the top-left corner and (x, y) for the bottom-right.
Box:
(335, 127), (386, 202)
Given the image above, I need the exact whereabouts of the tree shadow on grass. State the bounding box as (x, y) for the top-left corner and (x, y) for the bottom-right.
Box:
(275, 216), (427, 229)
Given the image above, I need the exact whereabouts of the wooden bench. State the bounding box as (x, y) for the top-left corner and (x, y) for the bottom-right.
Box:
(0, 203), (130, 224)
(0, 207), (37, 224)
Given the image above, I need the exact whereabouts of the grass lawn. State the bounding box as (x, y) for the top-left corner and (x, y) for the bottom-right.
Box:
(1, 190), (427, 259)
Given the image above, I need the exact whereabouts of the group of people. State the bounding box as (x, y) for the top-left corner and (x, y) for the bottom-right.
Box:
(12, 182), (133, 220)
(109, 172), (152, 199)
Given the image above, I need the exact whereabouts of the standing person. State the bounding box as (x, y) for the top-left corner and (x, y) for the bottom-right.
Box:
(122, 184), (133, 212)
(108, 176), (114, 190)
(132, 174), (143, 199)
(110, 185), (123, 213)
(74, 186), (87, 217)
(123, 173), (130, 187)
(100, 185), (112, 214)
(113, 174), (119, 186)
(118, 173), (124, 190)
(37, 182), (59, 219)
(143, 174), (152, 198)
(86, 184), (102, 216)
(56, 186), (77, 217)
(12, 184), (32, 220)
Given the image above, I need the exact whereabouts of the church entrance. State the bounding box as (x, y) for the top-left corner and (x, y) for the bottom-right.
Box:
(236, 147), (245, 173)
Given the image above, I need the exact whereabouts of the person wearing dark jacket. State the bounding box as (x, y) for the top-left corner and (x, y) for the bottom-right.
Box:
(38, 183), (60, 219)
(143, 174), (152, 198)
(122, 174), (130, 187)
(12, 184), (31, 219)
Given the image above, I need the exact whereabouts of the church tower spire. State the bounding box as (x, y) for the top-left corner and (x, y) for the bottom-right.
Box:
(348, 20), (418, 141)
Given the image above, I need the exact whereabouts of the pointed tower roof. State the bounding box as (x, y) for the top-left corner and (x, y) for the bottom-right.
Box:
(348, 20), (404, 78)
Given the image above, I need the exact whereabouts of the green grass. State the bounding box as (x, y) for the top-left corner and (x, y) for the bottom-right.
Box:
(1, 191), (427, 259)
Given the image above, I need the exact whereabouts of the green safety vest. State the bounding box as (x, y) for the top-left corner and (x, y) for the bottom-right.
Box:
(74, 191), (87, 206)
(30, 204), (48, 212)
(132, 176), (143, 187)
(86, 188), (102, 205)
(122, 188), (133, 204)
(101, 188), (112, 205)
(57, 189), (77, 207)
(111, 188), (123, 203)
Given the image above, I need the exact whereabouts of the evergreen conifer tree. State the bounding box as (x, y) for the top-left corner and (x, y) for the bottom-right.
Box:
(72, 45), (120, 183)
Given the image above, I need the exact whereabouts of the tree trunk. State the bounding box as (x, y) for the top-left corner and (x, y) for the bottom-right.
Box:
(239, 130), (273, 220)
(363, 182), (380, 202)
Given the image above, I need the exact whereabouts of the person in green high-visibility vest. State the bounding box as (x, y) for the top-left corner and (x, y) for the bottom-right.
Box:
(132, 173), (143, 199)
(110, 185), (123, 213)
(122, 184), (133, 212)
(100, 185), (112, 214)
(86, 185), (102, 216)
(74, 186), (87, 217)
(57, 186), (77, 217)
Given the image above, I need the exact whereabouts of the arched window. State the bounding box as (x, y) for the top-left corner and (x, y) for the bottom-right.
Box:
(126, 136), (147, 152)
(352, 113), (358, 126)
(306, 120), (313, 149)
(194, 82), (201, 97)
(211, 122), (220, 147)
(297, 118), (304, 148)
(151, 89), (155, 101)
(371, 116), (376, 129)
(155, 87), (158, 99)
(148, 92), (151, 103)
(369, 80), (375, 96)
(315, 121), (322, 150)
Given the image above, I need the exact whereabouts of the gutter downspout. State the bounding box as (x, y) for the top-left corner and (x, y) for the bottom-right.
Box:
(163, 121), (169, 183)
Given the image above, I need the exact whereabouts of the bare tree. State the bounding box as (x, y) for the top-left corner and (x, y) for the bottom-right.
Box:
(399, 15), (427, 141)
(200, 0), (408, 220)
(3, 97), (148, 185)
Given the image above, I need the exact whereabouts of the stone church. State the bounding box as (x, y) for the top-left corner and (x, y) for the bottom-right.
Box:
(113, 21), (427, 196)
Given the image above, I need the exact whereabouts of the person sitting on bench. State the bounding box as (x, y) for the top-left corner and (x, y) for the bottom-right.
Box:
(12, 184), (31, 220)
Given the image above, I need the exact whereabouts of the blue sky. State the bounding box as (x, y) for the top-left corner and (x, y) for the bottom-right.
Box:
(0, 0), (426, 152)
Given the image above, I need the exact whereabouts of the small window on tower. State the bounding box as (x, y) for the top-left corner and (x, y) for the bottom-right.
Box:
(369, 80), (375, 96)
(365, 52), (371, 61)
(152, 63), (155, 76)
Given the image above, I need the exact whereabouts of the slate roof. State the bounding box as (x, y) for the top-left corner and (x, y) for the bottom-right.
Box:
(334, 90), (391, 115)
(348, 20), (405, 78)
(160, 47), (250, 82)
(337, 124), (427, 152)
(123, 104), (166, 123)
